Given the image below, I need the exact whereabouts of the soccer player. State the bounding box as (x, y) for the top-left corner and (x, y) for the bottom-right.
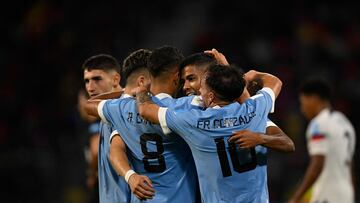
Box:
(81, 54), (130, 203)
(135, 64), (282, 202)
(181, 51), (294, 152)
(289, 78), (356, 203)
(86, 46), (199, 203)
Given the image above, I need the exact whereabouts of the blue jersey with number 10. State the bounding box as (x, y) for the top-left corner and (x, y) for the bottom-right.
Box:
(158, 88), (275, 203)
(98, 94), (198, 203)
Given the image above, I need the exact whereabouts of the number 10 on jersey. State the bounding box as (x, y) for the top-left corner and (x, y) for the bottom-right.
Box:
(214, 137), (257, 177)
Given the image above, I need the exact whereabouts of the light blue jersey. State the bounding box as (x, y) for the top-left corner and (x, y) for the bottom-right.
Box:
(98, 122), (131, 203)
(158, 88), (275, 203)
(98, 94), (198, 203)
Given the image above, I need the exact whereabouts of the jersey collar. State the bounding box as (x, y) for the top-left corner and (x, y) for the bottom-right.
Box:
(155, 93), (172, 99)
(122, 93), (133, 98)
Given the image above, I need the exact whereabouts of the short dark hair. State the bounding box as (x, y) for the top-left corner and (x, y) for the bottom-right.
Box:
(247, 77), (264, 96)
(122, 49), (152, 86)
(206, 64), (246, 102)
(180, 52), (217, 72)
(82, 54), (120, 73)
(147, 46), (184, 77)
(299, 77), (332, 101)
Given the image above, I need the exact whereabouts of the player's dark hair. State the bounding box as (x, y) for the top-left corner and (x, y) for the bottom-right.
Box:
(82, 54), (120, 73)
(205, 64), (246, 102)
(180, 52), (217, 72)
(122, 49), (152, 86)
(299, 77), (332, 101)
(247, 77), (264, 96)
(147, 45), (184, 77)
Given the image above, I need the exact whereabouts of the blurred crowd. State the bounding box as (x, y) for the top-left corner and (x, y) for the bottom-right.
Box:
(1, 1), (359, 202)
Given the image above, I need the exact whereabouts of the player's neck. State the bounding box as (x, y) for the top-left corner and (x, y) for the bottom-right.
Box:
(113, 86), (122, 92)
(150, 79), (175, 97)
(211, 99), (231, 108)
(314, 101), (331, 117)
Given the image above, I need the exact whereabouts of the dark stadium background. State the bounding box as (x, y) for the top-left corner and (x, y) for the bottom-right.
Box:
(1, 1), (359, 202)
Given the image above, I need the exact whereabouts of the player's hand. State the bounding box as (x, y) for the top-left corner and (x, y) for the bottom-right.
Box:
(128, 174), (155, 200)
(204, 48), (229, 65)
(228, 130), (264, 148)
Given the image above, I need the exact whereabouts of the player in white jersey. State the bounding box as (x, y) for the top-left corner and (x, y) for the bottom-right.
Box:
(289, 78), (356, 203)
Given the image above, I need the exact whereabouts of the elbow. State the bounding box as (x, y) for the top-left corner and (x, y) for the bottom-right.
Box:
(288, 141), (295, 152)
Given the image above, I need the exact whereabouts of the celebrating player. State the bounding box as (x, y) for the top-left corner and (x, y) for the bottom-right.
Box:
(81, 54), (130, 203)
(135, 64), (282, 202)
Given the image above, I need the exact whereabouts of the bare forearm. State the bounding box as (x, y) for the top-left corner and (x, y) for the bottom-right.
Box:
(292, 156), (324, 200)
(84, 100), (101, 118)
(264, 126), (295, 152)
(89, 91), (123, 101)
(261, 134), (295, 152)
(136, 91), (160, 124)
(109, 137), (131, 177)
(256, 72), (282, 98)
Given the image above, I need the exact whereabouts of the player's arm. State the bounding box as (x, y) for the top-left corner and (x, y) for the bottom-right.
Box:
(228, 126), (295, 152)
(244, 70), (282, 98)
(88, 91), (123, 101)
(83, 99), (102, 119)
(78, 90), (98, 122)
(109, 133), (155, 200)
(289, 155), (325, 203)
(135, 87), (160, 124)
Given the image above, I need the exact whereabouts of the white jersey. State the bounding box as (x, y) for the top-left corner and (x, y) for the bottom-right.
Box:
(306, 108), (356, 203)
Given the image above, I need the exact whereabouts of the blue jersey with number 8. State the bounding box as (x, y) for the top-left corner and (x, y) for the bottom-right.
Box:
(98, 94), (198, 203)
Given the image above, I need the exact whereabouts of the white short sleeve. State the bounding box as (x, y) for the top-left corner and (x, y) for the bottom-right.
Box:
(158, 107), (171, 135)
(97, 100), (109, 124)
(109, 130), (119, 145)
(261, 87), (275, 113)
(308, 135), (328, 155)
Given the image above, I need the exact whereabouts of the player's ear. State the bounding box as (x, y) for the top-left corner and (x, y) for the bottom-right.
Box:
(209, 91), (215, 103)
(113, 72), (121, 87)
(138, 75), (145, 86)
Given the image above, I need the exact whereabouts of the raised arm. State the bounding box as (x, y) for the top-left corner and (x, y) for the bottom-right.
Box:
(244, 70), (282, 98)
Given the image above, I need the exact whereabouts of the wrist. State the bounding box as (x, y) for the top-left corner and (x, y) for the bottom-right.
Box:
(124, 169), (136, 183)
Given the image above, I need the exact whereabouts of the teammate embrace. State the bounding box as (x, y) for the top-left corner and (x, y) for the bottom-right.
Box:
(81, 46), (327, 203)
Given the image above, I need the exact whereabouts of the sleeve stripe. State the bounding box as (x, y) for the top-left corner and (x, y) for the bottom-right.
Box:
(261, 87), (275, 113)
(158, 107), (171, 135)
(109, 130), (119, 145)
(266, 120), (277, 127)
(97, 100), (109, 124)
(311, 134), (326, 141)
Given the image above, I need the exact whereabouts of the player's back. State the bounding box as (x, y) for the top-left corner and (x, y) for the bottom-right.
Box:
(98, 95), (198, 203)
(307, 108), (355, 202)
(98, 122), (131, 203)
(160, 89), (274, 203)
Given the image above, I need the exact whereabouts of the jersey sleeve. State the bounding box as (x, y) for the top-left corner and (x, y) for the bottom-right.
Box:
(250, 87), (275, 117)
(307, 121), (328, 155)
(109, 129), (119, 145)
(97, 99), (122, 125)
(266, 119), (277, 127)
(158, 107), (192, 136)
